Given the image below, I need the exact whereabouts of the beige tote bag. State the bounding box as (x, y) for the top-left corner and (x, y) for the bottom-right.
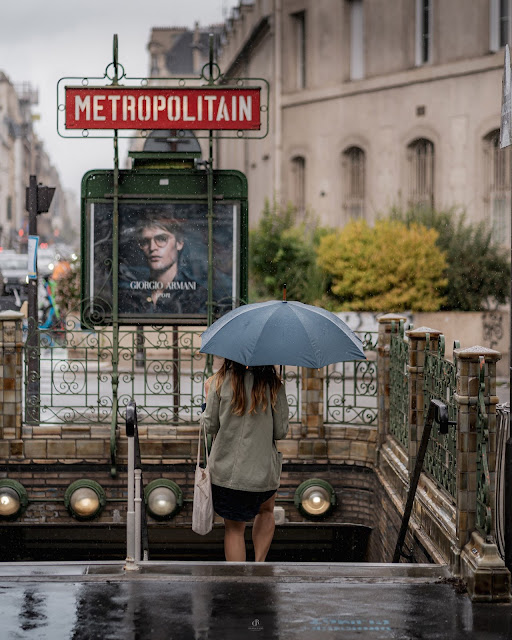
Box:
(192, 424), (214, 535)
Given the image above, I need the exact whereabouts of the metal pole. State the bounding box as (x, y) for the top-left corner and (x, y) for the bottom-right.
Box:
(172, 326), (179, 419)
(126, 435), (136, 563)
(134, 468), (142, 562)
(26, 175), (40, 425)
(206, 34), (215, 378)
(506, 128), (512, 572)
(506, 438), (512, 571)
(110, 35), (120, 476)
(392, 400), (439, 563)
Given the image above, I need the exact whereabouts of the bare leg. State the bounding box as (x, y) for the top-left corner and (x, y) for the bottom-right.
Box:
(252, 493), (276, 562)
(224, 519), (246, 561)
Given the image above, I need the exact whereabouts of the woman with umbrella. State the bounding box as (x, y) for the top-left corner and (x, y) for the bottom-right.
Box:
(201, 359), (289, 562)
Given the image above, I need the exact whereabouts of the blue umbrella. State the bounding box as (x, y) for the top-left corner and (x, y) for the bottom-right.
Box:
(200, 300), (365, 368)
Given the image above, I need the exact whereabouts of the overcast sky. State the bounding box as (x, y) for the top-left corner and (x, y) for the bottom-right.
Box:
(0, 0), (239, 199)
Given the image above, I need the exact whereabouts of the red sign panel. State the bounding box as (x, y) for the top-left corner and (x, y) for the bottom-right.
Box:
(65, 86), (261, 131)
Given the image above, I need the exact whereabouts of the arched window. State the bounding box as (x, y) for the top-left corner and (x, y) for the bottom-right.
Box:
(342, 146), (366, 219)
(407, 138), (434, 208)
(290, 155), (306, 214)
(484, 129), (510, 244)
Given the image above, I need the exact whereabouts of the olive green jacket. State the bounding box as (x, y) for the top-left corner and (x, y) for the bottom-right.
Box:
(200, 371), (289, 492)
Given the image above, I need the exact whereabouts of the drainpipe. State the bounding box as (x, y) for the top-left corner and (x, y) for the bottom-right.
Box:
(273, 0), (282, 201)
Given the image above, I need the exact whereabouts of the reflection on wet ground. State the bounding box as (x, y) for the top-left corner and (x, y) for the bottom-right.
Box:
(0, 562), (511, 639)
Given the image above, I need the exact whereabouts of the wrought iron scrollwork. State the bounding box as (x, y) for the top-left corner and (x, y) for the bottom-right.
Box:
(423, 334), (457, 500)
(476, 356), (492, 537)
(389, 321), (409, 447)
(325, 330), (378, 426)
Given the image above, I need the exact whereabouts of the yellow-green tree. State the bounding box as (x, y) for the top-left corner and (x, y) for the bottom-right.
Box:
(317, 219), (447, 312)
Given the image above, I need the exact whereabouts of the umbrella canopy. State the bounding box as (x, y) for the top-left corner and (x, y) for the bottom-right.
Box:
(200, 300), (365, 368)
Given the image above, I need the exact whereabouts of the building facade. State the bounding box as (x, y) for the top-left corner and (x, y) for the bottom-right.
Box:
(207, 0), (510, 245)
(0, 73), (68, 250)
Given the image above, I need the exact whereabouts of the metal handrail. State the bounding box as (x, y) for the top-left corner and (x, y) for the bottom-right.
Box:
(125, 400), (149, 568)
(495, 402), (510, 559)
(392, 399), (455, 563)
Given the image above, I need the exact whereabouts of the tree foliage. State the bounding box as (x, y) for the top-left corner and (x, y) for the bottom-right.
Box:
(249, 200), (325, 303)
(54, 259), (81, 318)
(317, 219), (448, 312)
(391, 207), (510, 311)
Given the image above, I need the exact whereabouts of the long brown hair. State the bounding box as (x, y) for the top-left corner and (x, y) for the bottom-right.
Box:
(214, 359), (282, 416)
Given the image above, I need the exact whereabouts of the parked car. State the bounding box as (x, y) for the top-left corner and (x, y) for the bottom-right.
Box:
(0, 252), (28, 303)
(37, 247), (58, 277)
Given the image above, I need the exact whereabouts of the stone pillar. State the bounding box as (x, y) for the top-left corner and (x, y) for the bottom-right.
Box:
(299, 367), (327, 458)
(455, 345), (510, 601)
(377, 314), (407, 449)
(0, 311), (24, 456)
(406, 327), (441, 476)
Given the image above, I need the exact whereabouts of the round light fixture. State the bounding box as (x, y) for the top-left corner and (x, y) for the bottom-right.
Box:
(294, 479), (336, 519)
(64, 480), (106, 520)
(0, 480), (28, 520)
(145, 479), (183, 520)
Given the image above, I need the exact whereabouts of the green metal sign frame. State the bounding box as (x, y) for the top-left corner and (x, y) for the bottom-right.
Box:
(80, 167), (248, 328)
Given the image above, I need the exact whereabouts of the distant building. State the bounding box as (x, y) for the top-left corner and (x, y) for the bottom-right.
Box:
(0, 73), (69, 250)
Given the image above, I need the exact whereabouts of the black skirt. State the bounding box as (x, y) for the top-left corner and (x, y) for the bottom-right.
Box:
(211, 484), (276, 522)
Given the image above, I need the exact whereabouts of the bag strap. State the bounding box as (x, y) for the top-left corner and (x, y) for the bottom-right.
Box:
(196, 423), (209, 468)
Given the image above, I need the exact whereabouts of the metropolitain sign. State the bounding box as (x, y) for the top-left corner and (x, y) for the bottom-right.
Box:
(65, 86), (261, 130)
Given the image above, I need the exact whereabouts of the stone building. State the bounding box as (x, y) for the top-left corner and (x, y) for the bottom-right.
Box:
(188, 0), (510, 246)
(0, 73), (67, 250)
(214, 0), (511, 240)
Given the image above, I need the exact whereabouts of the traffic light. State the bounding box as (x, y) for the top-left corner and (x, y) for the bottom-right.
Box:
(25, 180), (55, 214)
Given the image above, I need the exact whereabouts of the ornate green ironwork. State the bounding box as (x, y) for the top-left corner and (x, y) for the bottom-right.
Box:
(282, 365), (301, 423)
(56, 46), (269, 141)
(476, 355), (492, 537)
(389, 321), (409, 448)
(423, 335), (457, 500)
(25, 326), (378, 428)
(325, 331), (378, 426)
(25, 324), (210, 426)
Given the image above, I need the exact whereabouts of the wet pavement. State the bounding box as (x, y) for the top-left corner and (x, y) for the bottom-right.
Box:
(0, 561), (511, 639)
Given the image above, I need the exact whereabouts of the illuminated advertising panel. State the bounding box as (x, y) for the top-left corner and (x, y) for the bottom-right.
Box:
(81, 169), (248, 326)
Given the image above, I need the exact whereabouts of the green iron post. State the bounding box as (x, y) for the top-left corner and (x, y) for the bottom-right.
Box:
(110, 35), (120, 476)
(205, 34), (215, 378)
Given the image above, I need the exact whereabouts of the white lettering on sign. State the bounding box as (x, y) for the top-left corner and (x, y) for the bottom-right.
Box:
(75, 96), (90, 121)
(67, 88), (260, 130)
(217, 96), (229, 121)
(93, 95), (106, 121)
(204, 96), (217, 121)
(153, 95), (166, 121)
(108, 95), (121, 120)
(123, 95), (136, 121)
(240, 96), (252, 121)
(74, 94), (255, 122)
(183, 96), (195, 121)
(168, 96), (180, 121)
(138, 95), (151, 121)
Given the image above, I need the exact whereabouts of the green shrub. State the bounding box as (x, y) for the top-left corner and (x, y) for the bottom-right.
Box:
(317, 219), (447, 312)
(391, 207), (510, 311)
(249, 200), (326, 303)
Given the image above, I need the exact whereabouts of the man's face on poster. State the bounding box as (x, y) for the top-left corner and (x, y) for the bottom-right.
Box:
(138, 225), (184, 276)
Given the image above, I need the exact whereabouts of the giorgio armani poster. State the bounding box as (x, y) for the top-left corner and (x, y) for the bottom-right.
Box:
(87, 202), (238, 323)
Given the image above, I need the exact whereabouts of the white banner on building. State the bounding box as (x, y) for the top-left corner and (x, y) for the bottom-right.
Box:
(500, 45), (511, 149)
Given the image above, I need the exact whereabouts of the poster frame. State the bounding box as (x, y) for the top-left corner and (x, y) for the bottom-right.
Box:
(80, 167), (248, 327)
